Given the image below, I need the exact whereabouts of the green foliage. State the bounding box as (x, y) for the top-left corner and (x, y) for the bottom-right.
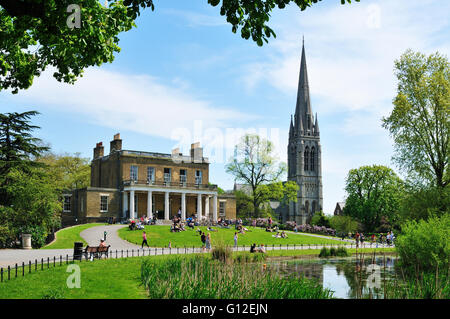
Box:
(211, 240), (233, 263)
(344, 165), (404, 232)
(38, 152), (91, 190)
(0, 0), (359, 92)
(310, 211), (330, 227)
(319, 246), (350, 258)
(329, 215), (359, 234)
(382, 50), (449, 190)
(141, 255), (333, 299)
(227, 134), (294, 218)
(0, 111), (49, 204)
(395, 213), (449, 273)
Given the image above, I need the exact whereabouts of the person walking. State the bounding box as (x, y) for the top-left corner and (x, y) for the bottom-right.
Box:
(200, 232), (206, 251)
(234, 232), (238, 249)
(141, 231), (149, 248)
(205, 233), (211, 251)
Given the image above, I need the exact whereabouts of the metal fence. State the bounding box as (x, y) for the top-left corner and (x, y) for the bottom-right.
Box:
(0, 241), (394, 283)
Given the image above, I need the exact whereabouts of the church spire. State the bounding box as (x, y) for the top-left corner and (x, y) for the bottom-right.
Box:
(294, 39), (312, 133)
(314, 112), (320, 135)
(289, 115), (294, 138)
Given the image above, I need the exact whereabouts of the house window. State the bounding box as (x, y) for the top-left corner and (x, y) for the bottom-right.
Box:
(130, 165), (138, 181)
(147, 167), (155, 184)
(180, 169), (187, 184)
(164, 168), (171, 183)
(219, 201), (226, 217)
(195, 170), (202, 185)
(100, 195), (109, 212)
(63, 195), (71, 212)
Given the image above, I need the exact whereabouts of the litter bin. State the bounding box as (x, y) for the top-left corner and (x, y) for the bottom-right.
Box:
(73, 242), (83, 261)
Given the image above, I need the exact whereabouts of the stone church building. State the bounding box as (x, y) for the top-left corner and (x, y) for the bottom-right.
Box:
(280, 42), (323, 224)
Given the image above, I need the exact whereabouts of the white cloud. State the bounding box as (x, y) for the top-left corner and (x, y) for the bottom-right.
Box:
(241, 0), (450, 114)
(9, 67), (255, 141)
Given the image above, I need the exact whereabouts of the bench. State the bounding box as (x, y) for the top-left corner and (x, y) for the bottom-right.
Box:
(84, 245), (111, 260)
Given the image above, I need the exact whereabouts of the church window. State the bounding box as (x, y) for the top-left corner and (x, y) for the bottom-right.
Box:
(310, 147), (315, 171)
(304, 147), (309, 171)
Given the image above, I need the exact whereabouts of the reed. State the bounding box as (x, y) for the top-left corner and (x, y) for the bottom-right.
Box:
(140, 255), (333, 299)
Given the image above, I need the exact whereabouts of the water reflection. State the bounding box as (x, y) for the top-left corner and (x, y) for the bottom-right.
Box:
(268, 256), (399, 299)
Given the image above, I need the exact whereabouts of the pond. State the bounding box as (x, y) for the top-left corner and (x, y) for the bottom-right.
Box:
(267, 255), (400, 299)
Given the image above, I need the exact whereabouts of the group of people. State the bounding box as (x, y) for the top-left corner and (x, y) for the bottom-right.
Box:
(354, 231), (396, 248)
(272, 231), (288, 239)
(250, 243), (266, 254)
(200, 232), (212, 251)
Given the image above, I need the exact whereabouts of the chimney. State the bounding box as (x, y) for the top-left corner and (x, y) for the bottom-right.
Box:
(93, 142), (104, 159)
(110, 133), (122, 154)
(190, 142), (203, 163)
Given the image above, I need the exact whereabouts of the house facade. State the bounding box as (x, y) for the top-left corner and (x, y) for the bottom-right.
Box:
(62, 134), (236, 226)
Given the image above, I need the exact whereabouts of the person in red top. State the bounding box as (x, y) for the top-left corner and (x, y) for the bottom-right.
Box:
(141, 231), (149, 248)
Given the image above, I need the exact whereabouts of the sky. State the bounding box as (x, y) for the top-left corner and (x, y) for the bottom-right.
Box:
(1, 0), (449, 215)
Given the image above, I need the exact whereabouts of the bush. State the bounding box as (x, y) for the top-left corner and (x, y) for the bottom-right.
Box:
(319, 247), (330, 258)
(395, 214), (449, 273)
(16, 225), (48, 249)
(336, 247), (350, 257)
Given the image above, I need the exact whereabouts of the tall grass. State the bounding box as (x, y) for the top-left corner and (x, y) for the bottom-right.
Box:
(140, 255), (333, 299)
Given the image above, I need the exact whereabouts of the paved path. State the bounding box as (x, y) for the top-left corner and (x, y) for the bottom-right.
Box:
(80, 225), (140, 250)
(0, 225), (393, 269)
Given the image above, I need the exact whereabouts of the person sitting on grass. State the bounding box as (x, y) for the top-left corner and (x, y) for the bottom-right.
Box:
(250, 243), (256, 253)
(207, 226), (218, 232)
(272, 232), (281, 238)
(265, 226), (272, 232)
(258, 244), (266, 253)
(281, 231), (287, 239)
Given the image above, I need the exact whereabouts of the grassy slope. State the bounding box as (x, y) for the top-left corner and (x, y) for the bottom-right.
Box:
(42, 223), (107, 249)
(118, 225), (347, 248)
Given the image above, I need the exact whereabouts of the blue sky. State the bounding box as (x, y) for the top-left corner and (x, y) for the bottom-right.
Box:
(1, 0), (449, 214)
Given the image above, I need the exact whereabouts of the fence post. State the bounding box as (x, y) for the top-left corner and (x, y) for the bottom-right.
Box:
(66, 255), (68, 265)
(29, 261), (31, 274)
(127, 250), (129, 258)
(53, 256), (56, 267)
(8, 266), (10, 280)
(1, 267), (2, 282)
(41, 259), (43, 271)
(47, 257), (49, 269)
(15, 263), (17, 278)
(60, 256), (62, 266)
(35, 259), (37, 271)
(22, 262), (24, 277)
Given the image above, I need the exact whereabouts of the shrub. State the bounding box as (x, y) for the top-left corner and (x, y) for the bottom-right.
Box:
(395, 214), (449, 273)
(336, 247), (350, 257)
(329, 247), (337, 256)
(319, 247), (330, 258)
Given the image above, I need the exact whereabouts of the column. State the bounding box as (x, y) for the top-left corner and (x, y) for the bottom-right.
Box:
(130, 190), (135, 220)
(213, 194), (218, 222)
(181, 192), (186, 220)
(122, 191), (128, 219)
(147, 190), (153, 219)
(164, 192), (170, 221)
(205, 196), (210, 220)
(197, 193), (202, 220)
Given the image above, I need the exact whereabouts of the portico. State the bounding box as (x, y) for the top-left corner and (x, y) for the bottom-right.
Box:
(122, 185), (218, 222)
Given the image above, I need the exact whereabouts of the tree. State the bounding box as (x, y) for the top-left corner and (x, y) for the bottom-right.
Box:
(343, 165), (404, 232)
(38, 152), (91, 190)
(382, 50), (449, 190)
(226, 134), (298, 218)
(329, 215), (358, 235)
(310, 211), (330, 227)
(0, 0), (358, 93)
(0, 111), (49, 205)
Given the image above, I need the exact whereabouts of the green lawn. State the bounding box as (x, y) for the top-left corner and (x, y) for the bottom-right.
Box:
(118, 225), (347, 248)
(0, 256), (165, 299)
(43, 223), (107, 249)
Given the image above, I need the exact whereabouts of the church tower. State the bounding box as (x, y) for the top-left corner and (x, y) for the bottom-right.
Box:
(287, 40), (323, 224)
